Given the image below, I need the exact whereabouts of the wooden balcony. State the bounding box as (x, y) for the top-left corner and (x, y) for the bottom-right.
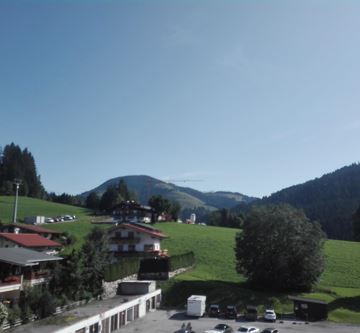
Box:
(24, 270), (50, 281)
(0, 275), (22, 292)
(0, 275), (21, 286)
(109, 237), (141, 244)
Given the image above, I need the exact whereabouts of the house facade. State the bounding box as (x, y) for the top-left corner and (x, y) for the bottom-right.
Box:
(112, 201), (156, 224)
(0, 247), (63, 305)
(108, 222), (167, 257)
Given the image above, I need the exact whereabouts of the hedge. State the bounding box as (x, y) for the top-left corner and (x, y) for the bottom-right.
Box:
(169, 251), (195, 271)
(104, 257), (141, 282)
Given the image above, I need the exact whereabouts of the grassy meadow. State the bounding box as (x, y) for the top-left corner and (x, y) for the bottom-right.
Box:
(155, 223), (360, 323)
(1, 196), (360, 323)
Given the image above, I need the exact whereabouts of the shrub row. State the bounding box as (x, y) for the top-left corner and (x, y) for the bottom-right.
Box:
(104, 258), (141, 282)
(169, 251), (195, 271)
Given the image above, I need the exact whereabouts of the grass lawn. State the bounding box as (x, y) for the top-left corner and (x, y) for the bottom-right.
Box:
(155, 222), (360, 323)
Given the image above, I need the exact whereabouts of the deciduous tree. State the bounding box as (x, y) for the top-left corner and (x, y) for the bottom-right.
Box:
(235, 204), (325, 291)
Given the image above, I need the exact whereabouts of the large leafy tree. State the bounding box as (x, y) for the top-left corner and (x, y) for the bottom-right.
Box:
(235, 204), (325, 291)
(148, 195), (171, 215)
(99, 186), (121, 212)
(86, 191), (100, 210)
(81, 227), (108, 298)
(148, 194), (181, 221)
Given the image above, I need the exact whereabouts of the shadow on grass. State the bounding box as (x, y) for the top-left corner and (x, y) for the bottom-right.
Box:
(329, 295), (360, 312)
(159, 279), (291, 311)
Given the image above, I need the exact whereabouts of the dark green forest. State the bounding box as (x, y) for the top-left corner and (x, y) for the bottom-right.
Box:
(0, 143), (45, 198)
(238, 164), (360, 240)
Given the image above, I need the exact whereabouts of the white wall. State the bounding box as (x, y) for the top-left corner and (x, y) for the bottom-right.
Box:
(54, 289), (161, 333)
(108, 228), (161, 252)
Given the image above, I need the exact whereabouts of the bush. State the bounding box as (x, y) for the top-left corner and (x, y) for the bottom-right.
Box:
(0, 303), (8, 327)
(7, 306), (21, 325)
(104, 258), (141, 282)
(169, 251), (195, 271)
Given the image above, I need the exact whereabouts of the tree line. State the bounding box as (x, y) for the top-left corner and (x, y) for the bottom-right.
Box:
(0, 143), (45, 198)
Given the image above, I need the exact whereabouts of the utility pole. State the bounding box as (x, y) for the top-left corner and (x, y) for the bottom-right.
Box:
(12, 179), (22, 224)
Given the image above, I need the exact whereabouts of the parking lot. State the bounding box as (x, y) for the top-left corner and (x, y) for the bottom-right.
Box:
(117, 310), (360, 333)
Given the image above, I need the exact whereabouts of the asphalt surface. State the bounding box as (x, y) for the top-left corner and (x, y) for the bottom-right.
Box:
(116, 310), (360, 333)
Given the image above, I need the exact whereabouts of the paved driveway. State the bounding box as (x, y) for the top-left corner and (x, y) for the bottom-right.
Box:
(117, 310), (360, 333)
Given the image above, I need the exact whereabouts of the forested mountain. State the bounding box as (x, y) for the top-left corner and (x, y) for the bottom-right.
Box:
(81, 175), (256, 219)
(0, 143), (45, 198)
(239, 163), (360, 240)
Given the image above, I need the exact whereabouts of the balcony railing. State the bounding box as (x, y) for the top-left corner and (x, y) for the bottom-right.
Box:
(24, 270), (50, 281)
(0, 275), (21, 287)
(110, 237), (141, 244)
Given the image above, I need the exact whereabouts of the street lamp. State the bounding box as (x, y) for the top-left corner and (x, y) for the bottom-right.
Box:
(12, 179), (22, 224)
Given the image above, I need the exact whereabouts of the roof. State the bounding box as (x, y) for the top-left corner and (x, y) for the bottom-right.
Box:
(2, 223), (61, 235)
(110, 223), (167, 239)
(113, 201), (155, 213)
(9, 291), (160, 333)
(0, 247), (63, 266)
(288, 296), (328, 305)
(0, 233), (62, 248)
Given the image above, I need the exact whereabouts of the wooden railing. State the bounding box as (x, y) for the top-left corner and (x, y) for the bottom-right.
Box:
(0, 275), (21, 286)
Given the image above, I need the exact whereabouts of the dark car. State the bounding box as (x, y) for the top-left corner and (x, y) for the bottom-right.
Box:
(209, 304), (221, 317)
(225, 305), (238, 319)
(244, 305), (258, 321)
(261, 329), (278, 333)
(214, 323), (233, 332)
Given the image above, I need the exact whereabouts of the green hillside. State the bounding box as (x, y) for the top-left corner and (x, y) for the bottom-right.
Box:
(156, 223), (360, 324)
(242, 163), (360, 240)
(0, 196), (101, 249)
(1, 197), (360, 323)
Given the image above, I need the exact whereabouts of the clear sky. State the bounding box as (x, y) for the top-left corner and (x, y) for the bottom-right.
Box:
(1, 0), (360, 198)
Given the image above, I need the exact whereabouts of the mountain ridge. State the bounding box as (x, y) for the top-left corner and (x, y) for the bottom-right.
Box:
(80, 175), (257, 218)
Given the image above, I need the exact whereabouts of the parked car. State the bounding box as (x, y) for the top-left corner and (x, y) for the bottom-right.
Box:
(244, 305), (258, 321)
(261, 329), (278, 333)
(63, 215), (73, 221)
(204, 323), (233, 333)
(225, 305), (238, 319)
(209, 304), (221, 317)
(264, 309), (276, 322)
(235, 326), (260, 333)
(45, 217), (54, 223)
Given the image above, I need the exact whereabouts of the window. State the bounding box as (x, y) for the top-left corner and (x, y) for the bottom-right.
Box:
(127, 308), (133, 322)
(89, 323), (99, 333)
(134, 305), (139, 319)
(115, 231), (122, 238)
(119, 311), (126, 326)
(144, 244), (154, 252)
(110, 314), (118, 331)
(128, 244), (135, 252)
(128, 231), (134, 239)
(117, 245), (123, 252)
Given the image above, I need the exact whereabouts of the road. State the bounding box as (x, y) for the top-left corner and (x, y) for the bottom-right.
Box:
(116, 310), (360, 333)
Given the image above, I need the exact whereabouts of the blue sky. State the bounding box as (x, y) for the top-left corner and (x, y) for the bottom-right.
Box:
(1, 0), (360, 198)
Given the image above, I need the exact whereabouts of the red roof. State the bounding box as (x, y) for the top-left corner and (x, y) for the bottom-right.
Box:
(122, 223), (168, 239)
(0, 233), (62, 248)
(6, 223), (61, 235)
